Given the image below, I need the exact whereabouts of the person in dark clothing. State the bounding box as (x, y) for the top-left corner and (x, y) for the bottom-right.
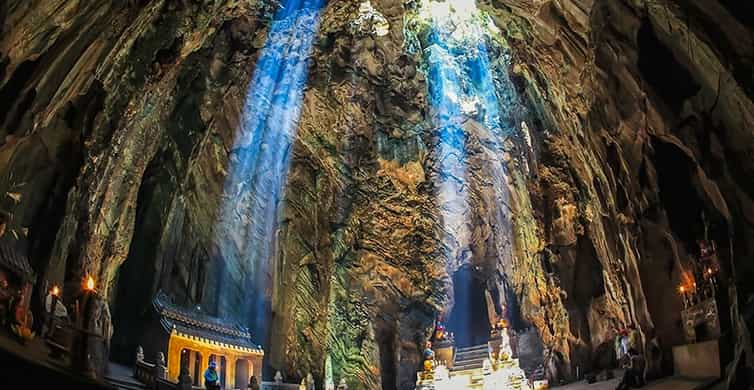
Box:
(204, 361), (220, 390)
(616, 348), (646, 390)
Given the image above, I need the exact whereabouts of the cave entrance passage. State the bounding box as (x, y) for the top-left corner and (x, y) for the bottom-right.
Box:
(447, 265), (491, 348)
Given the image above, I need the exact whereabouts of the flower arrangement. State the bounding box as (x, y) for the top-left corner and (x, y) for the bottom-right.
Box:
(11, 322), (35, 344)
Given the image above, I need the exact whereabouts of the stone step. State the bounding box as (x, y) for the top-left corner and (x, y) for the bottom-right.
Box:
(452, 343), (489, 372)
(105, 375), (147, 390)
(452, 356), (486, 366)
(453, 361), (485, 370)
(455, 350), (487, 357)
(455, 349), (488, 357)
(455, 344), (489, 354)
(455, 351), (488, 358)
(454, 354), (487, 364)
(454, 345), (488, 359)
(451, 363), (486, 372)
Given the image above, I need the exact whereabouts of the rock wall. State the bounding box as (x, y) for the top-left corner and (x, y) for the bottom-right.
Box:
(1, 0), (753, 389)
(0, 0), (280, 363)
(483, 0), (754, 384)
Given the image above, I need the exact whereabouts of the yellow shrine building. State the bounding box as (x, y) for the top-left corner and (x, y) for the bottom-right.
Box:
(147, 292), (264, 389)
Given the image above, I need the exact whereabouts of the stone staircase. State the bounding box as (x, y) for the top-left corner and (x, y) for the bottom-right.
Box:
(452, 344), (489, 372)
(105, 375), (147, 390)
(449, 344), (489, 389)
(106, 362), (147, 390)
(418, 342), (532, 389)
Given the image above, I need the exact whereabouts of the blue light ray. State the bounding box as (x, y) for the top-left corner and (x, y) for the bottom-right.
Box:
(215, 0), (326, 341)
(427, 41), (470, 254)
(421, 0), (517, 333)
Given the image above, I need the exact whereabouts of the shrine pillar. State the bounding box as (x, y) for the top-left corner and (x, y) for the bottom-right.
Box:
(226, 355), (237, 389)
(166, 337), (183, 382)
(198, 353), (208, 387)
(188, 350), (199, 386)
(199, 351), (210, 387)
(253, 355), (262, 380)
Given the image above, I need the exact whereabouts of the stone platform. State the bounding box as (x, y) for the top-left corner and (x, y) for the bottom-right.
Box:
(672, 340), (721, 379)
(554, 376), (711, 390)
(0, 330), (112, 389)
(418, 343), (530, 390)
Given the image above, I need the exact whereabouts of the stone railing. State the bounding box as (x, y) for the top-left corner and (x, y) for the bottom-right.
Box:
(134, 346), (169, 388)
(261, 382), (301, 390)
(260, 373), (349, 390)
(261, 371), (311, 390)
(132, 356), (302, 390)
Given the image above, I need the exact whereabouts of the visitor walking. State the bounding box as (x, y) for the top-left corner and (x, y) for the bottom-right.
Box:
(616, 348), (646, 390)
(204, 361), (220, 390)
(248, 376), (260, 390)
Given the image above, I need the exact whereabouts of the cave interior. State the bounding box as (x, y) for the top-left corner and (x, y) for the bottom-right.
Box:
(0, 0), (753, 389)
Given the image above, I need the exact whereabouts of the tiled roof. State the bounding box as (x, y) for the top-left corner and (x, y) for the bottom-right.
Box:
(0, 238), (34, 283)
(153, 291), (262, 352)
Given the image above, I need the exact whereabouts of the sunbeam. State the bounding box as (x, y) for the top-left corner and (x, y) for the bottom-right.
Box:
(423, 0), (511, 279)
(214, 0), (326, 344)
(418, 1), (528, 388)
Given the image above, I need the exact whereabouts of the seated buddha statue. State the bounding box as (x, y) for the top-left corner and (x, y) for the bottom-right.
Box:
(433, 322), (447, 341)
(423, 341), (435, 362)
(422, 341), (435, 377)
(498, 327), (513, 362)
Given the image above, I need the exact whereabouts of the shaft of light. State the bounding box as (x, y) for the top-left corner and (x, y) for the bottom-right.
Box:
(215, 0), (326, 342)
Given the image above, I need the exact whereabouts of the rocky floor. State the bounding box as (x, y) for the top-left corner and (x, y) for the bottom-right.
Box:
(0, 332), (110, 389)
(555, 376), (711, 390)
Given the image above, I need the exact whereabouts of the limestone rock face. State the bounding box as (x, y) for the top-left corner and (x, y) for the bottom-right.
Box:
(484, 0), (754, 384)
(1, 1), (753, 389)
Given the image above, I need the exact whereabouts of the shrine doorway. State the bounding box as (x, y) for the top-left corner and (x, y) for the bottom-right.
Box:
(192, 351), (202, 386)
(180, 349), (190, 375)
(447, 264), (491, 347)
(235, 359), (250, 389)
(209, 355), (227, 388)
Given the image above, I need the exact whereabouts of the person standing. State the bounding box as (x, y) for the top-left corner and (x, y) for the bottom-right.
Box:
(616, 348), (646, 390)
(204, 361), (220, 390)
(248, 376), (260, 390)
(615, 329), (630, 362)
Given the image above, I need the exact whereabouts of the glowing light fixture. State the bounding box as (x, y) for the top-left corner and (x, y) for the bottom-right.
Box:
(85, 276), (95, 292)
